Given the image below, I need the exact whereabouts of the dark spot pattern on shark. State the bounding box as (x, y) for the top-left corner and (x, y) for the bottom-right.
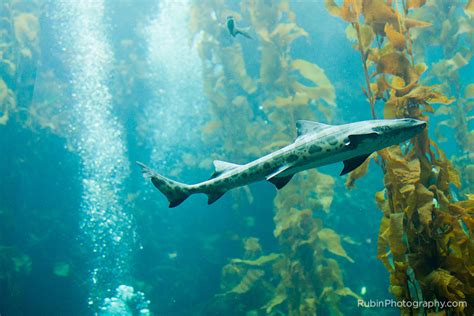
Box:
(308, 144), (323, 154)
(287, 154), (298, 162)
(327, 136), (338, 145)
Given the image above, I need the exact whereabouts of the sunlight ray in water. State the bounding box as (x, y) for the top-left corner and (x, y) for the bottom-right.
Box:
(140, 0), (207, 170)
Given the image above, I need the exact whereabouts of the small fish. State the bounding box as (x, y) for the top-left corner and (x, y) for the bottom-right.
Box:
(226, 16), (252, 39)
(138, 118), (426, 208)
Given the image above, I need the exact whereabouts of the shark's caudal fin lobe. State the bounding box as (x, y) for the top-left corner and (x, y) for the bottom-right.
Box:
(340, 154), (371, 176)
(268, 174), (293, 190)
(210, 160), (241, 179)
(136, 161), (192, 208)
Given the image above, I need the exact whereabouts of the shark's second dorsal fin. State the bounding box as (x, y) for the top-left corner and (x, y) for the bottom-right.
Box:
(296, 120), (331, 137)
(210, 160), (241, 179)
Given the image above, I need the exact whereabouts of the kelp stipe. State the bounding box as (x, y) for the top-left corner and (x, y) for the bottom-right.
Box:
(326, 0), (474, 314)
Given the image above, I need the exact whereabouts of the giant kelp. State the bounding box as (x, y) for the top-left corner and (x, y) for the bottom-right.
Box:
(410, 0), (474, 194)
(0, 0), (39, 311)
(326, 0), (474, 314)
(0, 2), (94, 314)
(0, 1), (74, 138)
(0, 0), (40, 126)
(191, 1), (359, 314)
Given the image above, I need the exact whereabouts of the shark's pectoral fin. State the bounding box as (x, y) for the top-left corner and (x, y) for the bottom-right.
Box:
(207, 191), (226, 205)
(268, 175), (294, 190)
(340, 154), (371, 176)
(210, 160), (241, 179)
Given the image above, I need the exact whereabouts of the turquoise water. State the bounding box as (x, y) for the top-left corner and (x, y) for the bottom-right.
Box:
(0, 0), (472, 315)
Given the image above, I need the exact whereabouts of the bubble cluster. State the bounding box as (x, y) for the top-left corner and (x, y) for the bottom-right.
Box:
(51, 0), (134, 309)
(100, 285), (151, 316)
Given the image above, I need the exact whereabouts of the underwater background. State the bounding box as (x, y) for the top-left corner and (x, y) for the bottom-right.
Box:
(0, 0), (473, 315)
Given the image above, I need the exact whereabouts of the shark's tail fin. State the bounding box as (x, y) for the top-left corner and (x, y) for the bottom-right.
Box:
(136, 161), (192, 208)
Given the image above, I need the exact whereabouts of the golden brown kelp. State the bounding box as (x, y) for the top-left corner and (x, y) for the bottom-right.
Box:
(0, 0), (79, 140)
(191, 0), (338, 209)
(326, 0), (474, 314)
(410, 0), (474, 193)
(191, 1), (358, 314)
(217, 223), (358, 315)
(191, 0), (336, 157)
(0, 0), (40, 126)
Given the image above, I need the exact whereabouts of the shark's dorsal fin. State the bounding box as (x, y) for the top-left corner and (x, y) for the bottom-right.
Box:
(210, 160), (241, 179)
(296, 120), (331, 137)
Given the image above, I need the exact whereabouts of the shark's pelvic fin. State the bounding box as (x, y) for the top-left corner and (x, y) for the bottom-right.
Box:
(210, 160), (241, 179)
(266, 164), (294, 189)
(137, 161), (192, 208)
(340, 154), (371, 176)
(296, 120), (331, 137)
(268, 174), (294, 190)
(207, 190), (226, 205)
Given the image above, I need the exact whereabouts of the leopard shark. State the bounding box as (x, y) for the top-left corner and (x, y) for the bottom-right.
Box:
(137, 118), (426, 208)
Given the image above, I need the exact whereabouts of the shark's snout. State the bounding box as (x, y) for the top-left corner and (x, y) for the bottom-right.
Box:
(418, 120), (427, 130)
(397, 119), (427, 143)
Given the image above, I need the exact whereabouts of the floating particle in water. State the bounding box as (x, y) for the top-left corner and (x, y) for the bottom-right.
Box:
(168, 251), (178, 259)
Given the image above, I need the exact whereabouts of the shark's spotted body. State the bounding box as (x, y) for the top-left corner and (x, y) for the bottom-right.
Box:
(138, 118), (426, 207)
